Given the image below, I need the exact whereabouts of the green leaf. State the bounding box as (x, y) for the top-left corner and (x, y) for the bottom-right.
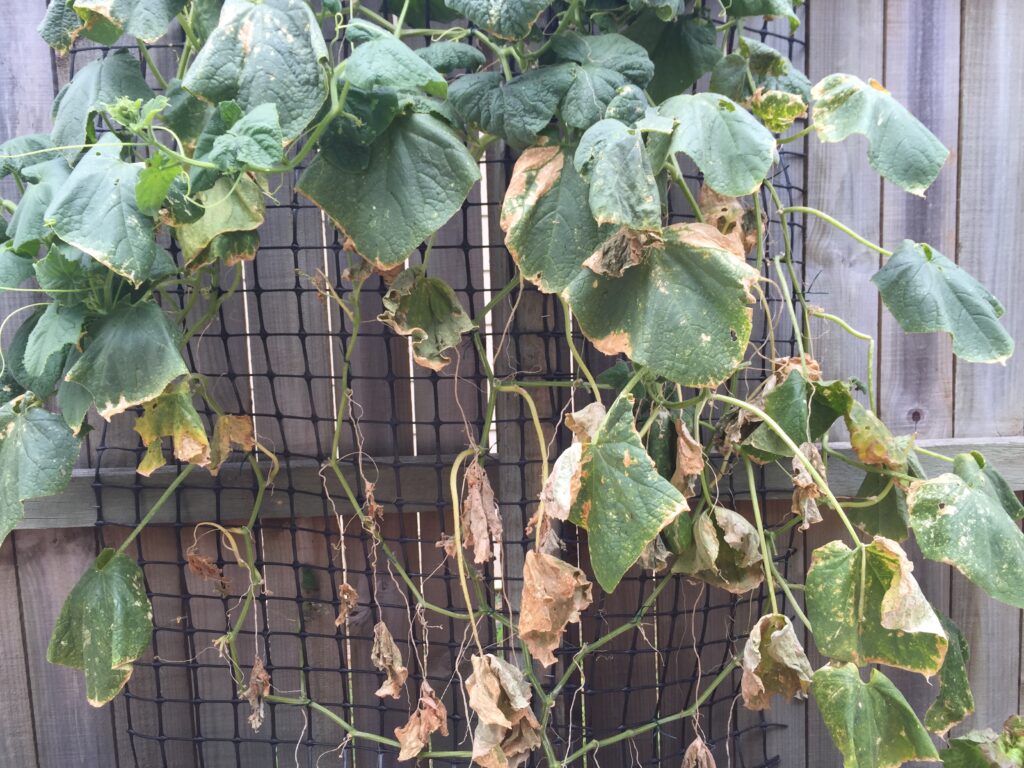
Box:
(175, 176), (265, 268)
(813, 664), (939, 768)
(625, 13), (722, 104)
(448, 67), (574, 151)
(847, 471), (910, 541)
(722, 0), (799, 28)
(806, 537), (948, 675)
(564, 223), (758, 387)
(191, 102), (284, 192)
(972, 451), (1024, 520)
(415, 42), (486, 74)
(72, 0), (187, 42)
(443, 0), (552, 40)
(0, 403), (81, 545)
(574, 119), (661, 231)
(940, 716), (1024, 768)
(741, 613), (813, 710)
(0, 134), (61, 181)
(549, 33), (654, 129)
(24, 302), (86, 380)
(160, 79), (211, 152)
(136, 156), (184, 216)
(191, 0), (226, 46)
(51, 51), (154, 156)
(500, 146), (609, 294)
(38, 0), (85, 53)
(34, 243), (105, 305)
(346, 36), (448, 98)
(297, 113), (480, 268)
(322, 85), (401, 150)
(605, 85), (649, 124)
(47, 549), (153, 706)
(872, 240), (1013, 364)
(67, 301), (189, 421)
(45, 135), (175, 286)
(181, 0), (329, 142)
(7, 158), (71, 256)
(925, 613), (974, 736)
(0, 249), (34, 290)
(378, 267), (476, 372)
(6, 308), (67, 398)
(906, 452), (1024, 609)
(672, 505), (764, 594)
(58, 349), (94, 435)
(569, 393), (688, 592)
(711, 37), (810, 104)
(133, 380), (210, 476)
(659, 93), (776, 196)
(811, 74), (949, 196)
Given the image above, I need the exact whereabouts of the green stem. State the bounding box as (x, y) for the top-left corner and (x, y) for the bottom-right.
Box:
(777, 124), (814, 144)
(769, 560), (812, 632)
(744, 458), (777, 615)
(472, 276), (520, 325)
(823, 445), (917, 483)
(117, 465), (197, 555)
(780, 205), (893, 256)
(449, 447), (485, 655)
(561, 298), (600, 399)
(810, 309), (876, 412)
(842, 477), (894, 507)
(915, 445), (955, 463)
(765, 181), (812, 356)
(668, 156), (703, 222)
(136, 39), (169, 89)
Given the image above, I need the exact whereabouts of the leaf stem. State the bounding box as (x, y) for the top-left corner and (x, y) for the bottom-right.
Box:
(810, 308), (876, 412)
(449, 447), (485, 655)
(117, 464), (197, 555)
(915, 445), (955, 463)
(780, 205), (893, 256)
(667, 156), (703, 222)
(776, 124), (813, 144)
(744, 457), (778, 615)
(769, 560), (812, 632)
(136, 39), (169, 89)
(561, 298), (600, 399)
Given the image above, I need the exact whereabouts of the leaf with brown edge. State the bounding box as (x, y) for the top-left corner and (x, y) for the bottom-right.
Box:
(682, 736), (717, 768)
(461, 458), (502, 565)
(791, 441), (825, 530)
(540, 402), (605, 523)
(673, 506), (764, 594)
(519, 550), (593, 667)
(133, 380), (210, 477)
(845, 401), (915, 472)
(335, 583), (360, 627)
(466, 654), (542, 768)
(924, 613), (974, 736)
(209, 415), (256, 476)
(671, 418), (705, 496)
(698, 185), (761, 259)
(395, 681), (449, 761)
(741, 614), (813, 710)
(371, 621), (408, 699)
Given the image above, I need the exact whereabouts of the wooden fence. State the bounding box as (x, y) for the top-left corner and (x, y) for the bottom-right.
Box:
(1, 1), (1023, 766)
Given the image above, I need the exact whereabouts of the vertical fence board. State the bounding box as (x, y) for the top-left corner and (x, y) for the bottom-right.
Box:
(0, 538), (38, 765)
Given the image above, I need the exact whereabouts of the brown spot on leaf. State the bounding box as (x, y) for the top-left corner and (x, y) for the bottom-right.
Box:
(741, 614), (813, 711)
(500, 146), (564, 268)
(791, 442), (825, 530)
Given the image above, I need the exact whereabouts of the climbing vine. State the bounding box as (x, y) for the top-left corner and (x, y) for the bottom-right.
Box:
(1, 0), (1022, 765)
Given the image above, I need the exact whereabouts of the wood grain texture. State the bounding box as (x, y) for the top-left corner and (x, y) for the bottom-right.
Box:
(0, 538), (38, 765)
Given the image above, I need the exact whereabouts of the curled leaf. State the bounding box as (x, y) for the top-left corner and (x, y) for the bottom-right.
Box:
(335, 583), (360, 627)
(741, 614), (813, 710)
(671, 418), (705, 496)
(845, 400), (914, 472)
(371, 621), (408, 699)
(790, 442), (825, 530)
(209, 415), (256, 476)
(466, 654), (542, 768)
(242, 656), (271, 731)
(682, 735), (717, 768)
(539, 402), (606, 522)
(462, 458), (502, 565)
(133, 380), (210, 477)
(395, 681), (449, 761)
(673, 506), (763, 594)
(519, 550), (593, 667)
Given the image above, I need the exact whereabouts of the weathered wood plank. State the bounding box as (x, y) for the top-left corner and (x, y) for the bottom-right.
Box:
(0, 538), (38, 765)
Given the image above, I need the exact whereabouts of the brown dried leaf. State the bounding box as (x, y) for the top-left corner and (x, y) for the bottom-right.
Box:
(335, 583), (360, 627)
(186, 551), (229, 594)
(698, 185), (761, 259)
(682, 736), (717, 768)
(791, 442), (825, 530)
(639, 535), (673, 572)
(564, 402), (607, 444)
(671, 420), (705, 496)
(539, 443), (582, 523)
(371, 621), (408, 699)
(773, 354), (821, 382)
(462, 459), (502, 564)
(436, 533), (458, 559)
(519, 551), (593, 667)
(209, 415), (256, 476)
(242, 656), (271, 731)
(740, 614), (813, 711)
(365, 484), (385, 519)
(467, 654), (542, 768)
(395, 681), (449, 761)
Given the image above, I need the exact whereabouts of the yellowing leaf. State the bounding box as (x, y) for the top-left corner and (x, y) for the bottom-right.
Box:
(133, 380), (210, 477)
(844, 401), (914, 472)
(519, 550), (593, 667)
(741, 614), (813, 710)
(371, 621), (408, 699)
(395, 681), (449, 761)
(466, 654), (542, 768)
(208, 415), (256, 476)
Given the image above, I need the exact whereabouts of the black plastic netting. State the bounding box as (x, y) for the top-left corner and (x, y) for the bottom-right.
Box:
(56, 6), (808, 766)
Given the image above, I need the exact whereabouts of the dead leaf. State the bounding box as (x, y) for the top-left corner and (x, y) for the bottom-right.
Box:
(740, 614), (813, 710)
(698, 185), (761, 259)
(365, 484), (385, 519)
(186, 551), (229, 594)
(564, 402), (607, 444)
(791, 442), (825, 530)
(639, 535), (672, 572)
(436, 533), (458, 559)
(466, 654), (542, 768)
(540, 403), (607, 522)
(873, 537), (946, 637)
(209, 415), (256, 476)
(462, 459), (503, 564)
(242, 656), (271, 731)
(773, 354), (821, 382)
(519, 551), (593, 667)
(682, 736), (717, 768)
(395, 681), (449, 761)
(371, 622), (408, 699)
(335, 583), (360, 627)
(671, 419), (705, 495)
(525, 510), (563, 555)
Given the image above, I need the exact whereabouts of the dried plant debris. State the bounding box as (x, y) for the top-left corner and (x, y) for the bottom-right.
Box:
(791, 441), (826, 529)
(242, 656), (271, 731)
(741, 614), (813, 710)
(671, 419), (705, 496)
(519, 550), (593, 667)
(335, 582), (360, 627)
(395, 680), (449, 761)
(682, 736), (717, 768)
(371, 621), (409, 699)
(674, 506), (763, 594)
(467, 654), (542, 768)
(462, 458), (502, 564)
(209, 414), (256, 475)
(186, 550), (229, 594)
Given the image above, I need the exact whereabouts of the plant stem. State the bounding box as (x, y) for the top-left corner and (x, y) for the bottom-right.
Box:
(777, 124), (814, 144)
(668, 156), (703, 222)
(496, 385), (549, 482)
(780, 205), (893, 256)
(561, 298), (600, 399)
(810, 308), (876, 412)
(744, 458), (778, 615)
(472, 275), (520, 325)
(117, 465), (197, 555)
(915, 445), (955, 463)
(449, 447), (485, 655)
(136, 39), (169, 89)
(769, 560), (812, 632)
(765, 181), (812, 355)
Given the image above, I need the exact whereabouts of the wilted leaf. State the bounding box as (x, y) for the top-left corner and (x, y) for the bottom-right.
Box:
(682, 736), (717, 768)
(811, 74), (948, 196)
(751, 89), (808, 133)
(940, 715), (1024, 768)
(186, 550), (228, 594)
(813, 664), (939, 768)
(673, 506), (763, 594)
(47, 548), (153, 706)
(906, 452), (1024, 609)
(335, 583), (360, 627)
(791, 442), (825, 530)
(444, 0), (551, 39)
(460, 458), (502, 565)
(710, 37), (809, 132)
(806, 537), (948, 675)
(378, 267), (475, 372)
(371, 621), (408, 699)
(671, 418), (704, 495)
(519, 550), (592, 667)
(625, 13), (722, 103)
(396, 681), (449, 761)
(241, 655), (271, 730)
(698, 185), (760, 258)
(133, 380), (211, 476)
(209, 415), (256, 475)
(466, 654), (542, 768)
(570, 394), (688, 592)
(741, 613), (813, 710)
(924, 613), (974, 736)
(844, 401), (914, 472)
(175, 175), (265, 269)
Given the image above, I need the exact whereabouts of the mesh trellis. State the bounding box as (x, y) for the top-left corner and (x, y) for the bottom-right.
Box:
(56, 7), (809, 767)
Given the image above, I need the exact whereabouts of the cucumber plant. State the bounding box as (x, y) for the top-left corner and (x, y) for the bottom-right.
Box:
(0, 0), (1021, 765)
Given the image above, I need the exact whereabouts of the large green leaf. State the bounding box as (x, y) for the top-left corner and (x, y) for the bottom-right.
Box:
(847, 471), (910, 542)
(47, 549), (153, 706)
(45, 136), (175, 286)
(813, 664), (939, 768)
(378, 267), (475, 372)
(182, 0), (329, 142)
(0, 134), (61, 181)
(443, 0), (552, 40)
(66, 301), (189, 421)
(24, 302), (85, 380)
(297, 113), (479, 268)
(625, 13), (722, 104)
(448, 67), (574, 151)
(659, 93), (776, 196)
(574, 119), (662, 232)
(906, 452), (1024, 609)
(500, 146), (609, 294)
(51, 51), (154, 155)
(71, 0), (187, 42)
(346, 35), (447, 98)
(416, 42), (486, 74)
(549, 33), (654, 129)
(0, 403), (80, 544)
(563, 222), (758, 387)
(806, 537), (948, 675)
(872, 240), (1013, 363)
(925, 613), (974, 736)
(811, 74), (949, 196)
(7, 158), (71, 256)
(569, 394), (688, 592)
